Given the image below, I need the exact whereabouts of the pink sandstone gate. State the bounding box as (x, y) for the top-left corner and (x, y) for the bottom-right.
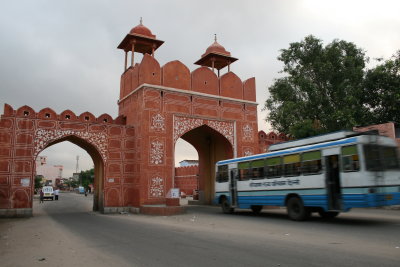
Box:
(0, 21), (259, 217)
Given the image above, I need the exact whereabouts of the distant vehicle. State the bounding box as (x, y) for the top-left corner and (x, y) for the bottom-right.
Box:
(214, 131), (400, 221)
(78, 186), (85, 194)
(42, 186), (54, 200)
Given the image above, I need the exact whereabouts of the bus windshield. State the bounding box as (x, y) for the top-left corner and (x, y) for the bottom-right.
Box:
(364, 145), (400, 171)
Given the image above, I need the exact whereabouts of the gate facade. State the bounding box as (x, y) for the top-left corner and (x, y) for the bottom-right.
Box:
(0, 21), (259, 217)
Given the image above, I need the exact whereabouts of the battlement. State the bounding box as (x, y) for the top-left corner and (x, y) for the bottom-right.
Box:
(118, 54), (256, 104)
(2, 104), (126, 125)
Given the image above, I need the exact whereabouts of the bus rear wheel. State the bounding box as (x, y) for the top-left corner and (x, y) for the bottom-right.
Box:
(318, 211), (339, 219)
(287, 197), (310, 221)
(221, 197), (234, 214)
(251, 205), (263, 214)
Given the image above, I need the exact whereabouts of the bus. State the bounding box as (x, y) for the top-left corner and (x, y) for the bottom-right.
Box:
(214, 131), (400, 220)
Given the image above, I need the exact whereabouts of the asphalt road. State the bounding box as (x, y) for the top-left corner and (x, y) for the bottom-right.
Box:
(1, 192), (399, 267)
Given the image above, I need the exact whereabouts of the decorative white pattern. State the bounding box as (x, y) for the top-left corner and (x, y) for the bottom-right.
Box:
(242, 124), (253, 141)
(150, 113), (165, 131)
(173, 116), (234, 145)
(149, 176), (164, 198)
(150, 139), (164, 165)
(173, 117), (203, 142)
(34, 129), (108, 161)
(243, 148), (254, 156)
(207, 120), (234, 145)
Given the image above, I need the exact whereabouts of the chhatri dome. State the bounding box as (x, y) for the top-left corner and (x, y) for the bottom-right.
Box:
(202, 35), (231, 58)
(117, 18), (164, 70)
(129, 18), (156, 39)
(195, 34), (238, 75)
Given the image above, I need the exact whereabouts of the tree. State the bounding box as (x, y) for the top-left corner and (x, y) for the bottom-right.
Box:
(35, 175), (44, 192)
(363, 51), (400, 123)
(79, 168), (94, 189)
(265, 35), (370, 138)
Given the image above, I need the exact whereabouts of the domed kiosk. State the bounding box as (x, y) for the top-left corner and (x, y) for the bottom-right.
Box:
(194, 35), (238, 76)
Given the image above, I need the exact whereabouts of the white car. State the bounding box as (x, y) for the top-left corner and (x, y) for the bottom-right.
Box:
(42, 186), (54, 200)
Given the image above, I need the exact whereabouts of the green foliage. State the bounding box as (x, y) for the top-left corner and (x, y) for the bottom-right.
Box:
(79, 168), (94, 189)
(265, 35), (377, 138)
(64, 179), (78, 189)
(35, 175), (43, 190)
(363, 51), (400, 123)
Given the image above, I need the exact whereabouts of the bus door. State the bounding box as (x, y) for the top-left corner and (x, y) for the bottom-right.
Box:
(229, 169), (238, 207)
(325, 155), (342, 210)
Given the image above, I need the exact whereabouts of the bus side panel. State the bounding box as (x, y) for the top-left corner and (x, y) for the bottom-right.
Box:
(342, 187), (400, 208)
(236, 189), (328, 210)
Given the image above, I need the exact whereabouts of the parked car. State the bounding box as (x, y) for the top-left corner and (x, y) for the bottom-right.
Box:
(42, 186), (54, 200)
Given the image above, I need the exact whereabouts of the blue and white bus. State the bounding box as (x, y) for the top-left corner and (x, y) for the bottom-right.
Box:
(214, 131), (400, 220)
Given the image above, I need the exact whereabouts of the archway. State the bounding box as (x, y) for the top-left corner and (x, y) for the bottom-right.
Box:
(38, 135), (105, 212)
(177, 125), (233, 204)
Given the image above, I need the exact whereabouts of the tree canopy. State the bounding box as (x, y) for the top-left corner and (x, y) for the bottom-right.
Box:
(265, 35), (399, 138)
(79, 168), (94, 189)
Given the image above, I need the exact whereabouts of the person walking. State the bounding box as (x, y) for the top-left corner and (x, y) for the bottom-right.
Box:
(54, 188), (59, 200)
(39, 189), (44, 203)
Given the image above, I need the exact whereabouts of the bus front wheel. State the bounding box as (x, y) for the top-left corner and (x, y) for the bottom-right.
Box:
(287, 197), (310, 221)
(221, 197), (234, 214)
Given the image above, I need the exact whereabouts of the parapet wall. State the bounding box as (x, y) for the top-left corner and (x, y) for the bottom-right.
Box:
(119, 54), (256, 102)
(174, 165), (199, 195)
(2, 104), (126, 125)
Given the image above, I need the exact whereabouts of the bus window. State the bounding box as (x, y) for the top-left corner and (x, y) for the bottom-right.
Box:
(266, 157), (282, 178)
(251, 159), (264, 179)
(283, 154), (301, 176)
(302, 151), (322, 175)
(363, 145), (382, 171)
(382, 146), (400, 170)
(238, 161), (251, 180)
(217, 165), (229, 182)
(342, 145), (360, 172)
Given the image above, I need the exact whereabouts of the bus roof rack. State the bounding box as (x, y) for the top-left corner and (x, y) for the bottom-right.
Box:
(268, 130), (374, 152)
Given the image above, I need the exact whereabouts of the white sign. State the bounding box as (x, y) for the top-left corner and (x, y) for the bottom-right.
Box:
(170, 188), (180, 198)
(108, 178), (114, 183)
(21, 178), (30, 187)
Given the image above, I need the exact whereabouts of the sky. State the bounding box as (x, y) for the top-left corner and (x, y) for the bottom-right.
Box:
(1, 0), (399, 177)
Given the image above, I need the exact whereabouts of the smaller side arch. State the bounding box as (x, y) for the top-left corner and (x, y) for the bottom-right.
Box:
(11, 189), (30, 209)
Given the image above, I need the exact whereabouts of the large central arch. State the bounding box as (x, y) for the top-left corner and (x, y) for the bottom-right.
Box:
(178, 124), (233, 203)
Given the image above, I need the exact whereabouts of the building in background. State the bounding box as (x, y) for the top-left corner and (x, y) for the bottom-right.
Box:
(353, 122), (400, 149)
(35, 156), (63, 187)
(258, 130), (290, 153)
(179, 160), (199, 167)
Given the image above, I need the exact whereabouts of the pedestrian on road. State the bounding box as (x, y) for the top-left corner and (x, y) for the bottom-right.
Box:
(84, 189), (87, 197)
(39, 189), (44, 203)
(55, 188), (60, 200)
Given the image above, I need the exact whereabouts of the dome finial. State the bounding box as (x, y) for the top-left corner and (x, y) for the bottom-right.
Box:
(140, 17), (143, 25)
(214, 34), (217, 42)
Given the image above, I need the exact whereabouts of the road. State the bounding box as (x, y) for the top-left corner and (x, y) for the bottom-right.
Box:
(1, 192), (399, 267)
